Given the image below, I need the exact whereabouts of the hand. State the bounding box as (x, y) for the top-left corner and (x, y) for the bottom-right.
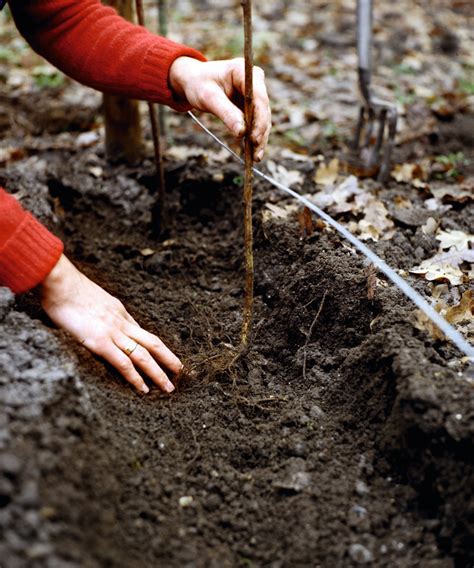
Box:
(40, 255), (182, 394)
(169, 56), (271, 162)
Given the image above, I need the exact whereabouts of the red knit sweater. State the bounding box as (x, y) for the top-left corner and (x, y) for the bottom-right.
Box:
(0, 0), (206, 294)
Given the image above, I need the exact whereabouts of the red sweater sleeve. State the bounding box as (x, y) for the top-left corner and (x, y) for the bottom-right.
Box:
(8, 0), (207, 111)
(0, 188), (63, 294)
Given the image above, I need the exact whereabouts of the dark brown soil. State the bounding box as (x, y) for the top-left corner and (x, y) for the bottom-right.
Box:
(1, 133), (473, 567)
(1, 0), (473, 563)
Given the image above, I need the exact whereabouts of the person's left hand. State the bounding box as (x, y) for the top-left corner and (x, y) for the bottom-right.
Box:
(40, 254), (181, 394)
(169, 56), (271, 162)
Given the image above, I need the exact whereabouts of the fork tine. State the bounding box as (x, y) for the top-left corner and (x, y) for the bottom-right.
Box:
(377, 106), (398, 182)
(353, 106), (365, 151)
(370, 107), (387, 166)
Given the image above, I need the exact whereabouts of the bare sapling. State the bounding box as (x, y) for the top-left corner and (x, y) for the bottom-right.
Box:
(135, 0), (167, 235)
(241, 0), (255, 345)
(157, 0), (168, 137)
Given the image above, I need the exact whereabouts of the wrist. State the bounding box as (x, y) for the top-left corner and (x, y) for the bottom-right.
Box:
(40, 254), (78, 297)
(169, 56), (199, 101)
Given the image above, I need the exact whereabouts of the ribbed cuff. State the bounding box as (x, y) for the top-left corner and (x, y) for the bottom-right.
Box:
(0, 212), (64, 294)
(140, 39), (207, 111)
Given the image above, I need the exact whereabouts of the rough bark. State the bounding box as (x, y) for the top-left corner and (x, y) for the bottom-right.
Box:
(103, 0), (143, 164)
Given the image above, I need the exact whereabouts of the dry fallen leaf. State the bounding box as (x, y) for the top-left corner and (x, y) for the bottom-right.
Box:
(280, 149), (313, 163)
(312, 175), (394, 241)
(436, 229), (474, 251)
(445, 290), (473, 326)
(314, 158), (339, 186)
(266, 161), (304, 188)
(312, 175), (361, 213)
(262, 202), (298, 223)
(422, 217), (438, 235)
(415, 290), (473, 341)
(76, 131), (100, 148)
(297, 207), (314, 238)
(391, 162), (428, 185)
(429, 184), (473, 203)
(357, 199), (395, 241)
(410, 248), (474, 285)
(0, 146), (25, 165)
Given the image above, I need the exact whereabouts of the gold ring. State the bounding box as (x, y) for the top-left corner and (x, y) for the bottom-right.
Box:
(123, 341), (138, 356)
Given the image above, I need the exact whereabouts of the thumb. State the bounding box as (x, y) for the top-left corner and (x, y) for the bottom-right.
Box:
(203, 87), (246, 138)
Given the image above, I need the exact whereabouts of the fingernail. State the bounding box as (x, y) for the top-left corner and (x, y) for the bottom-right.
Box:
(234, 120), (245, 137)
(165, 381), (175, 394)
(256, 149), (264, 162)
(141, 383), (150, 394)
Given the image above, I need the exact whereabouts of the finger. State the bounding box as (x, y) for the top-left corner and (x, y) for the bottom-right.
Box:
(204, 85), (246, 138)
(115, 336), (175, 393)
(125, 324), (183, 375)
(250, 67), (271, 143)
(86, 339), (149, 394)
(230, 62), (271, 160)
(124, 311), (139, 326)
(254, 116), (271, 162)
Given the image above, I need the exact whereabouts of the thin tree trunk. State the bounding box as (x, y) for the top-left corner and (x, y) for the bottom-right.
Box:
(241, 0), (254, 345)
(103, 0), (142, 164)
(135, 0), (167, 235)
(157, 0), (167, 138)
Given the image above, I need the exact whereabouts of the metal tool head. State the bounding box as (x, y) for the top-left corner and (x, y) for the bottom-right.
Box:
(352, 96), (398, 183)
(349, 0), (398, 183)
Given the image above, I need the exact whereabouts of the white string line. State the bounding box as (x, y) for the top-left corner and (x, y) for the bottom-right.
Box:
(187, 111), (474, 360)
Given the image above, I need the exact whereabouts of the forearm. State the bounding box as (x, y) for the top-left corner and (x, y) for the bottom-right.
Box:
(8, 0), (206, 110)
(0, 188), (64, 294)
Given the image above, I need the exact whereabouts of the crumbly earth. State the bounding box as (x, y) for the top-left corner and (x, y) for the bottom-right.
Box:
(1, 0), (473, 566)
(0, 145), (473, 567)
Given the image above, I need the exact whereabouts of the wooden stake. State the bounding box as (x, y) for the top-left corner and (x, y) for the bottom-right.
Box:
(135, 0), (166, 235)
(241, 0), (254, 345)
(103, 0), (142, 164)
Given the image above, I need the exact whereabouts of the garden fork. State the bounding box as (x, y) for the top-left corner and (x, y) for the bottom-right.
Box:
(352, 0), (397, 183)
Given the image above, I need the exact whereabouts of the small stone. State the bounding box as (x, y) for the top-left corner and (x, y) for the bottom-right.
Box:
(26, 543), (53, 559)
(292, 441), (307, 458)
(351, 505), (368, 518)
(203, 494), (221, 512)
(178, 495), (194, 508)
(348, 543), (374, 564)
(355, 480), (369, 496)
(0, 453), (21, 477)
(17, 480), (39, 507)
(273, 471), (311, 494)
(309, 404), (325, 419)
(298, 414), (311, 426)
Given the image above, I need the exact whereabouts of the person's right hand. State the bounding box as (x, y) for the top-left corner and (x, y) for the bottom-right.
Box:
(169, 56), (271, 162)
(40, 254), (181, 394)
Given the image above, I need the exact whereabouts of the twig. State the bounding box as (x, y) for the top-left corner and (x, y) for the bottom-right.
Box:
(302, 290), (328, 381)
(157, 0), (167, 139)
(241, 0), (255, 346)
(135, 0), (166, 234)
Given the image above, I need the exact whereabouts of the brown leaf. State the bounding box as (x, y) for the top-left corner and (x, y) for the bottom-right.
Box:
(298, 207), (314, 238)
(445, 290), (473, 326)
(410, 248), (474, 285)
(314, 158), (339, 186)
(366, 264), (377, 301)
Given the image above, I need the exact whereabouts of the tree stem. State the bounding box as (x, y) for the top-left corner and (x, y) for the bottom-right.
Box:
(241, 0), (254, 346)
(135, 0), (166, 235)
